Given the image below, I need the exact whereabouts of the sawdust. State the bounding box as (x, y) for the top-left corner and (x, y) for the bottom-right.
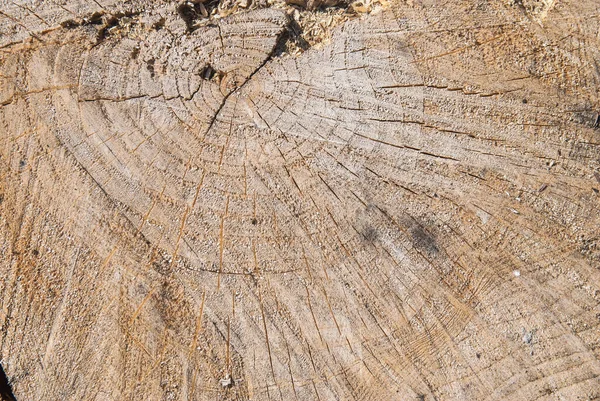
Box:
(194, 0), (391, 52)
(273, 0), (390, 51)
(63, 0), (390, 55)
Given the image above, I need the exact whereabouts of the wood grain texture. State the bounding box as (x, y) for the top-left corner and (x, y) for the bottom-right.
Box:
(1, 0), (599, 400)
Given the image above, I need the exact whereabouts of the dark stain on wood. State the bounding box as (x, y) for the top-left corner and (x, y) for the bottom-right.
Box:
(361, 225), (378, 243)
(410, 225), (439, 256)
(146, 58), (155, 78)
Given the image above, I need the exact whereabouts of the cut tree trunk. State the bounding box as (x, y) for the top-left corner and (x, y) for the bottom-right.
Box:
(1, 0), (600, 400)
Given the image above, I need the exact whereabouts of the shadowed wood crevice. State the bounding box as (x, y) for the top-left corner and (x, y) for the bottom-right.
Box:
(0, 364), (16, 401)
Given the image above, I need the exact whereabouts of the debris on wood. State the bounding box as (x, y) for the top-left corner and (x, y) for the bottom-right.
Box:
(219, 375), (233, 388)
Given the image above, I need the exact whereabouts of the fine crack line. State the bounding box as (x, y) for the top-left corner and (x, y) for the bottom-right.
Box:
(200, 16), (290, 138)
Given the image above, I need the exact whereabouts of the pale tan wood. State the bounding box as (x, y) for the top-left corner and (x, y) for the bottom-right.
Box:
(1, 0), (599, 400)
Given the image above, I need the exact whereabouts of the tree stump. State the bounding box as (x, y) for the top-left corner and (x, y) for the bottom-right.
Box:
(1, 0), (599, 400)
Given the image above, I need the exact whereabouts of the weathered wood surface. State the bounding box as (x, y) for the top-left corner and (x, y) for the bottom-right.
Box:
(1, 0), (600, 400)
